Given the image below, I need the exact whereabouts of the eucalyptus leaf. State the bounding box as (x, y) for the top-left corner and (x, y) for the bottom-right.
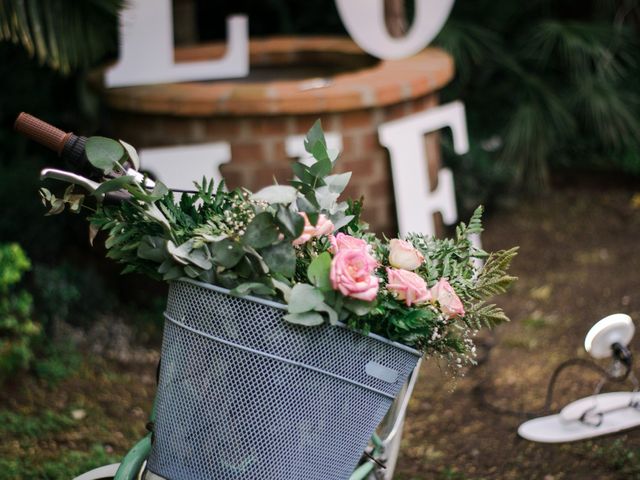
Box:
(291, 162), (314, 183)
(288, 283), (324, 314)
(304, 120), (326, 153)
(297, 195), (318, 213)
(243, 246), (270, 274)
(93, 175), (136, 197)
(324, 172), (352, 194)
(307, 252), (332, 291)
(85, 136), (125, 172)
(260, 242), (296, 278)
(344, 298), (375, 316)
(275, 205), (304, 238)
(187, 247), (213, 270)
(243, 212), (280, 249)
(184, 265), (201, 278)
(309, 153), (332, 176)
(162, 265), (184, 281)
(331, 214), (355, 231)
(283, 311), (324, 326)
(137, 236), (167, 263)
(252, 185), (298, 204)
(211, 238), (244, 268)
(314, 302), (338, 325)
(119, 140), (140, 170)
(167, 240), (212, 270)
(272, 278), (292, 302)
(230, 282), (276, 297)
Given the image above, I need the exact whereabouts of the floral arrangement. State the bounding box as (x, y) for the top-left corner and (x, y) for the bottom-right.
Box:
(40, 121), (517, 367)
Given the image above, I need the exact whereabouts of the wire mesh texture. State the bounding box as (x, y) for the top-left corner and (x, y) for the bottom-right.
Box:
(147, 279), (421, 480)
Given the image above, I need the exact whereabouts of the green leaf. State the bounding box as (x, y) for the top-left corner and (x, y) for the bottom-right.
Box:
(187, 247), (213, 270)
(309, 154), (332, 176)
(137, 236), (167, 263)
(324, 172), (351, 194)
(211, 238), (244, 268)
(331, 214), (354, 231)
(291, 162), (314, 183)
(251, 185), (298, 204)
(260, 242), (296, 278)
(85, 136), (125, 172)
(297, 195), (318, 213)
(230, 282), (276, 297)
(162, 265), (184, 281)
(288, 283), (324, 314)
(93, 175), (136, 197)
(119, 140), (140, 170)
(148, 181), (169, 200)
(167, 240), (212, 269)
(343, 298), (375, 316)
(283, 312), (324, 326)
(314, 302), (338, 325)
(184, 265), (201, 278)
(307, 252), (332, 291)
(243, 212), (280, 249)
(304, 120), (327, 154)
(275, 205), (304, 238)
(272, 278), (292, 302)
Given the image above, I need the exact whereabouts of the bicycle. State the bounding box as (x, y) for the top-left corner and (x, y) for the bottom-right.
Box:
(15, 113), (423, 480)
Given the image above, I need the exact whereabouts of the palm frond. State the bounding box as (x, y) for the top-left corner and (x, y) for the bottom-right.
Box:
(499, 77), (576, 188)
(0, 0), (123, 74)
(525, 20), (634, 80)
(571, 76), (640, 149)
(434, 20), (506, 86)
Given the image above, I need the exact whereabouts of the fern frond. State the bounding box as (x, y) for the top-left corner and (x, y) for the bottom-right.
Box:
(473, 247), (518, 299)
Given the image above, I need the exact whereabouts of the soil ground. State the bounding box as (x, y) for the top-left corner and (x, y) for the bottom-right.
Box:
(395, 177), (640, 480)
(2, 178), (640, 479)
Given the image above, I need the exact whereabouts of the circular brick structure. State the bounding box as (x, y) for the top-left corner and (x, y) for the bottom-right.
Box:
(101, 37), (454, 235)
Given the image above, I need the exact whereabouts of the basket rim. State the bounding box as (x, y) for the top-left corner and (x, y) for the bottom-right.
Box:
(174, 278), (422, 357)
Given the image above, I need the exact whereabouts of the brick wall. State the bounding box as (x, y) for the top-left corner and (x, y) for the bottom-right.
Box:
(101, 38), (453, 237)
(109, 93), (440, 236)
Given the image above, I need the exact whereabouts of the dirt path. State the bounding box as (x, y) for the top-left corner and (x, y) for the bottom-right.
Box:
(3, 180), (640, 479)
(395, 181), (640, 479)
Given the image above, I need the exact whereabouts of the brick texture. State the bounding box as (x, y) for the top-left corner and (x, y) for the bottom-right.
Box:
(103, 37), (453, 237)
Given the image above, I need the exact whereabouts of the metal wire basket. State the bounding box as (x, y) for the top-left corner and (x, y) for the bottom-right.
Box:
(147, 279), (421, 480)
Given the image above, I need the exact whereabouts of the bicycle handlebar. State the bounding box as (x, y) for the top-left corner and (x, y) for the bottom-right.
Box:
(14, 113), (71, 155)
(14, 112), (134, 203)
(15, 112), (93, 175)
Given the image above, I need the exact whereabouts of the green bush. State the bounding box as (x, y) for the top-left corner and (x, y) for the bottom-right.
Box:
(0, 243), (40, 382)
(434, 1), (640, 194)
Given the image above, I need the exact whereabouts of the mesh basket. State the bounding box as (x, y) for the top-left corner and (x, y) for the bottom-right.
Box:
(147, 279), (421, 480)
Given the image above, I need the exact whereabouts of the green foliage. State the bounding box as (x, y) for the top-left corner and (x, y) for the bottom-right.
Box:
(0, 443), (119, 480)
(33, 342), (81, 385)
(0, 243), (40, 382)
(349, 207), (517, 360)
(0, 409), (74, 438)
(38, 124), (516, 365)
(0, 0), (123, 74)
(434, 1), (640, 196)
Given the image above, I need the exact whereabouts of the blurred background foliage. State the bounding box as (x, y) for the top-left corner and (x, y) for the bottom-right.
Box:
(0, 0), (639, 381)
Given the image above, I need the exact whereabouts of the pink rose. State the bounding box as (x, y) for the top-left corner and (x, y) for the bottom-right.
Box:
(293, 213), (335, 246)
(329, 232), (370, 254)
(330, 249), (379, 301)
(430, 279), (465, 318)
(388, 239), (424, 271)
(386, 268), (431, 307)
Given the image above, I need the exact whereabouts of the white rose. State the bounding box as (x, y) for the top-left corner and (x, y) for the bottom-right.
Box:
(388, 239), (424, 271)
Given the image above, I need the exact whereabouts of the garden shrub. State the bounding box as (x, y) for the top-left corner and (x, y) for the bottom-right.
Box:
(0, 243), (40, 382)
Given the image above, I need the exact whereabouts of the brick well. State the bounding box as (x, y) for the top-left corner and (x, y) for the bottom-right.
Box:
(99, 37), (454, 236)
